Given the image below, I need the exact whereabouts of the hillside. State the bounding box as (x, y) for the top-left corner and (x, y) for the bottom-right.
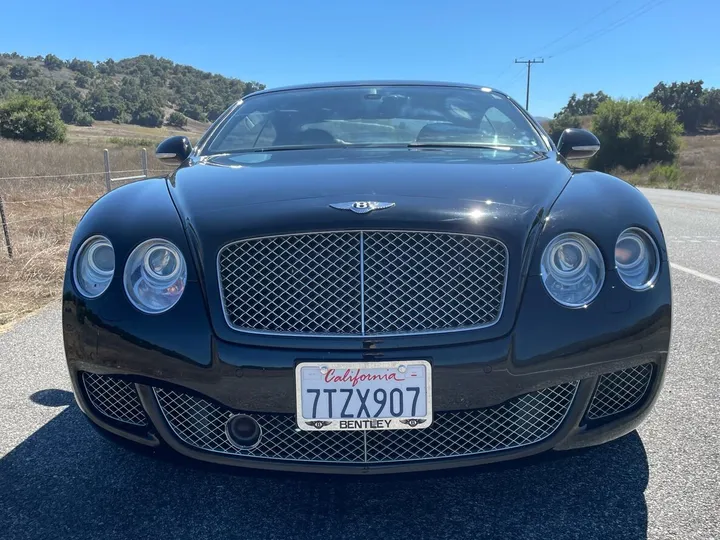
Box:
(0, 52), (264, 130)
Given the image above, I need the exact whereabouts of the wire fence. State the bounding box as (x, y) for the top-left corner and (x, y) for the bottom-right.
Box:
(0, 147), (174, 258)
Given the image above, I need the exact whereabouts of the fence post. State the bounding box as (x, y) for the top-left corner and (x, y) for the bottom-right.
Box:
(141, 148), (148, 178)
(103, 149), (112, 192)
(0, 195), (13, 259)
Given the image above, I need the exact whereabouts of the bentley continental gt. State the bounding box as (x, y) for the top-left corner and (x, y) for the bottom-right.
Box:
(63, 81), (671, 473)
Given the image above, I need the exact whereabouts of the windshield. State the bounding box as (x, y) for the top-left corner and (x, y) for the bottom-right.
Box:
(201, 85), (549, 155)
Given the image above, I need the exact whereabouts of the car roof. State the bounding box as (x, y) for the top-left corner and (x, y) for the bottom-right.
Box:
(244, 81), (509, 99)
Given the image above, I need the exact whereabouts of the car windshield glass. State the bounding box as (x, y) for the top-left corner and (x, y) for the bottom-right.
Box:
(201, 85), (549, 154)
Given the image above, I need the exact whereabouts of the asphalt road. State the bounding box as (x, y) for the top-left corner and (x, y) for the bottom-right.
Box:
(1, 187), (719, 540)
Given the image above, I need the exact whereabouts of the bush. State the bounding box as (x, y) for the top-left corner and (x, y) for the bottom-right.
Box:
(43, 54), (63, 71)
(9, 64), (29, 80)
(74, 111), (94, 126)
(588, 99), (682, 172)
(0, 95), (67, 142)
(647, 163), (681, 187)
(167, 111), (188, 127)
(75, 74), (90, 89)
(131, 106), (164, 127)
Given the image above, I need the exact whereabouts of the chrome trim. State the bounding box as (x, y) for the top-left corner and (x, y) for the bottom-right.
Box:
(216, 230), (509, 338)
(571, 145), (600, 152)
(359, 231), (366, 335)
(615, 227), (661, 291)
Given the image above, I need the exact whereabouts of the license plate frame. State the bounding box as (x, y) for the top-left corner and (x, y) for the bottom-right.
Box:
(295, 360), (433, 431)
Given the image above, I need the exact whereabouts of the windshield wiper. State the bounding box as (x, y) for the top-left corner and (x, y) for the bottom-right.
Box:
(406, 142), (516, 150)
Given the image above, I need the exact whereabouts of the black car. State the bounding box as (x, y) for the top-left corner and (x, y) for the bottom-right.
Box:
(63, 81), (671, 474)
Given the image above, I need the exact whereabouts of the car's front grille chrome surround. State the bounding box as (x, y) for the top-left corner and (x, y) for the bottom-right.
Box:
(586, 363), (654, 420)
(153, 382), (577, 463)
(217, 231), (508, 336)
(82, 373), (147, 426)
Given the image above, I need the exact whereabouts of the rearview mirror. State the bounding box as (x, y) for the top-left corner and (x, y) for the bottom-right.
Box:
(557, 128), (600, 161)
(156, 136), (192, 164)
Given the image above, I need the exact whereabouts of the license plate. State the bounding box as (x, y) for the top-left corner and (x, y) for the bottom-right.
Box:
(295, 360), (432, 431)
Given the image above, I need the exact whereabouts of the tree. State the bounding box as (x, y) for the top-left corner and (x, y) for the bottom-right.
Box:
(558, 91), (608, 117)
(0, 95), (67, 142)
(588, 99), (682, 172)
(167, 111), (188, 127)
(75, 74), (91, 89)
(645, 80), (704, 132)
(9, 64), (29, 80)
(43, 54), (63, 71)
(700, 88), (720, 128)
(86, 84), (125, 121)
(67, 58), (96, 78)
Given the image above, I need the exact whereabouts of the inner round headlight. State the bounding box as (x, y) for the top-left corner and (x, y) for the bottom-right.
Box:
(541, 232), (605, 308)
(74, 235), (115, 298)
(615, 228), (659, 290)
(123, 239), (186, 314)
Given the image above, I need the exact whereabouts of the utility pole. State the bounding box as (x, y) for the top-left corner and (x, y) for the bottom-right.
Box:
(514, 58), (544, 111)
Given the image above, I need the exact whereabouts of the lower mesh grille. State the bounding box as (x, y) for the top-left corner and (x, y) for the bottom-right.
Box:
(82, 373), (147, 426)
(153, 382), (578, 463)
(586, 364), (654, 420)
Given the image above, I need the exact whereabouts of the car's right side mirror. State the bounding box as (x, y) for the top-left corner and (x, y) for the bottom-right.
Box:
(557, 128), (600, 160)
(155, 136), (192, 164)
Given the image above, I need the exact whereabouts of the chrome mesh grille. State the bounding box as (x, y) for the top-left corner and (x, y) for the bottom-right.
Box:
(218, 231), (507, 336)
(153, 382), (577, 463)
(586, 364), (654, 420)
(82, 373), (146, 426)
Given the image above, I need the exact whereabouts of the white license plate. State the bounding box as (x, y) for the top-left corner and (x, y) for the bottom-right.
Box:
(295, 360), (432, 431)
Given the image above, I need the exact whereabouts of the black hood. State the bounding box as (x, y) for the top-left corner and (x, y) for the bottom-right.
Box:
(166, 146), (573, 345)
(168, 147), (572, 244)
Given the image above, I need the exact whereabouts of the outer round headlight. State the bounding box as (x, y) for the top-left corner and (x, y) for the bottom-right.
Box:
(73, 235), (115, 298)
(541, 232), (605, 308)
(615, 228), (659, 290)
(123, 239), (186, 313)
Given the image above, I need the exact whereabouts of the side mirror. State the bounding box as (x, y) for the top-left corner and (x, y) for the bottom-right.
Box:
(557, 128), (600, 160)
(155, 136), (192, 164)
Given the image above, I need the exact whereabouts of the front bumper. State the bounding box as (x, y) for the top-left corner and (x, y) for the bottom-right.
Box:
(63, 264), (671, 474)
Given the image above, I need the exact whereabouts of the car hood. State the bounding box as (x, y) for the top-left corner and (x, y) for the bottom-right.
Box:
(167, 147), (573, 346)
(167, 147), (572, 246)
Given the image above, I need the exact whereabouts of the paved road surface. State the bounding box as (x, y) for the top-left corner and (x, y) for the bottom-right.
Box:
(1, 188), (718, 540)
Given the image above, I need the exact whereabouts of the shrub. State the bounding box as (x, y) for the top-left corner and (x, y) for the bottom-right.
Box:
(74, 111), (94, 126)
(43, 54), (63, 71)
(167, 111), (188, 127)
(9, 64), (29, 80)
(588, 99), (682, 172)
(647, 163), (681, 187)
(0, 95), (67, 142)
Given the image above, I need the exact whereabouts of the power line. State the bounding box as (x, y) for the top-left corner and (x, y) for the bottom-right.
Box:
(514, 59), (544, 111)
(547, 0), (671, 59)
(524, 0), (626, 59)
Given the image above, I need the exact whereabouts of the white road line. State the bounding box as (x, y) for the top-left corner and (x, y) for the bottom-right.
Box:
(670, 263), (720, 285)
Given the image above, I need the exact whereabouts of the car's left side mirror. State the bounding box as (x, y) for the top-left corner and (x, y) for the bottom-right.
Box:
(156, 136), (192, 164)
(557, 128), (600, 160)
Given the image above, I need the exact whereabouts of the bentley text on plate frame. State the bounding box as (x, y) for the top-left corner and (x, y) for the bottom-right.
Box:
(62, 81), (671, 474)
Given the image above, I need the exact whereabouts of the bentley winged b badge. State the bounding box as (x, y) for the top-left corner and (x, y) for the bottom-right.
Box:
(329, 201), (396, 214)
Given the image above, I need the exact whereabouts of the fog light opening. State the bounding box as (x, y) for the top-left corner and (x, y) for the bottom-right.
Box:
(225, 414), (262, 449)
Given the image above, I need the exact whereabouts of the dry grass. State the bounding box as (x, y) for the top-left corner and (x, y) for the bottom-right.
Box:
(0, 138), (182, 330)
(609, 133), (720, 193)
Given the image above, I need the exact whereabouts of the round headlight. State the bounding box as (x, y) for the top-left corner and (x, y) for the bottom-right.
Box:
(73, 235), (115, 298)
(541, 232), (605, 308)
(123, 239), (186, 313)
(615, 228), (659, 290)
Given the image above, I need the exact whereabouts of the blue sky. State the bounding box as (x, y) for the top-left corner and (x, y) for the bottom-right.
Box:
(1, 0), (716, 117)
